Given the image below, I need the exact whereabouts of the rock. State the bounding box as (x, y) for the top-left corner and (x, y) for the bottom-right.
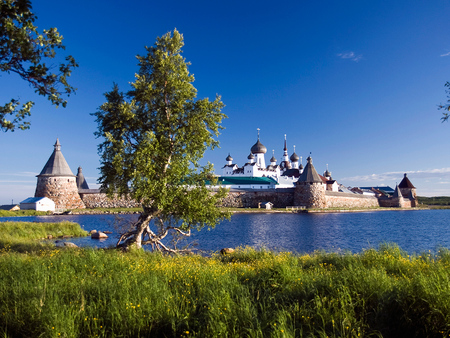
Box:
(64, 242), (78, 248)
(220, 248), (235, 255)
(89, 230), (97, 234)
(91, 231), (108, 239)
(63, 235), (72, 239)
(103, 231), (112, 234)
(47, 235), (53, 239)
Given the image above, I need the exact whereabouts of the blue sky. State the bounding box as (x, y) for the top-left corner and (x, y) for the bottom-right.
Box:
(1, 0), (450, 204)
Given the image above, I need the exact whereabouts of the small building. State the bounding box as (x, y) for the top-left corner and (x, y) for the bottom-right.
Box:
(20, 197), (55, 212)
(258, 201), (274, 209)
(0, 204), (20, 211)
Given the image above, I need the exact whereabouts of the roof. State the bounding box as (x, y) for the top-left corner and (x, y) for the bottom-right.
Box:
(290, 152), (299, 162)
(360, 186), (395, 194)
(297, 156), (323, 183)
(250, 139), (267, 154)
(398, 173), (415, 189)
(393, 185), (403, 198)
(38, 139), (75, 177)
(0, 204), (19, 210)
(20, 197), (53, 204)
(76, 167), (90, 189)
(209, 176), (278, 186)
(281, 168), (301, 178)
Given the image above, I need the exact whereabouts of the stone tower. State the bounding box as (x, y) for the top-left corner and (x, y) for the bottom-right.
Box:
(294, 156), (326, 208)
(35, 139), (85, 210)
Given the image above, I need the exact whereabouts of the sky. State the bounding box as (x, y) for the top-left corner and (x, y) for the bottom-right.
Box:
(1, 0), (450, 204)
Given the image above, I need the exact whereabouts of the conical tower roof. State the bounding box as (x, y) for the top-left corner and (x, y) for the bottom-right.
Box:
(398, 173), (415, 189)
(76, 166), (90, 189)
(297, 156), (323, 183)
(37, 139), (75, 177)
(393, 184), (404, 199)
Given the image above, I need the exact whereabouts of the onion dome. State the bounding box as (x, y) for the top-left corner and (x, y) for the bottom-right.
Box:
(251, 139), (267, 154)
(247, 153), (255, 160)
(299, 163), (304, 170)
(226, 154), (233, 162)
(290, 152), (299, 162)
(270, 155), (277, 162)
(324, 169), (331, 177)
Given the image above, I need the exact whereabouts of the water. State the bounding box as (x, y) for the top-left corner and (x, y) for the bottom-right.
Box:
(1, 209), (450, 254)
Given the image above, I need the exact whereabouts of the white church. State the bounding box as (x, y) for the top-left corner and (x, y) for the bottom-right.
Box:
(216, 129), (337, 191)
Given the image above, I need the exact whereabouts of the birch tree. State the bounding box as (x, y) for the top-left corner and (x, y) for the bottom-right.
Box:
(93, 29), (229, 252)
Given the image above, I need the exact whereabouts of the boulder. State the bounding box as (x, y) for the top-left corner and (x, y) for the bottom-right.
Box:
(89, 230), (97, 234)
(91, 231), (108, 239)
(64, 242), (78, 248)
(220, 248), (235, 255)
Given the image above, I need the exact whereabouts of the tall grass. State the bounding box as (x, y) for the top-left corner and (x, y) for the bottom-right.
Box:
(1, 244), (450, 337)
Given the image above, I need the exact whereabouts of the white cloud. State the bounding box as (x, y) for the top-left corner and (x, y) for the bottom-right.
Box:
(337, 51), (363, 62)
(341, 168), (450, 183)
(441, 52), (450, 57)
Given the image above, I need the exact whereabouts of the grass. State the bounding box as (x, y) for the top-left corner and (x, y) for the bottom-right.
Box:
(0, 209), (52, 217)
(0, 221), (89, 253)
(1, 243), (450, 337)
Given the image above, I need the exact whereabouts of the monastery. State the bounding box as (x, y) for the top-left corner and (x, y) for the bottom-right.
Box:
(28, 137), (418, 211)
(213, 130), (418, 209)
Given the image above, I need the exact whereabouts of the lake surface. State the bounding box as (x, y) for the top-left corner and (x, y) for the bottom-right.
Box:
(1, 209), (450, 254)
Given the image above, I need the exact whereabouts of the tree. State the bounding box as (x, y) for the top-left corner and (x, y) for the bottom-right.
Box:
(439, 81), (450, 122)
(93, 29), (229, 252)
(0, 0), (78, 132)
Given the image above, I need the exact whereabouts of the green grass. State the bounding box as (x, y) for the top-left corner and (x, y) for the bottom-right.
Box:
(0, 209), (52, 217)
(1, 244), (450, 337)
(0, 221), (89, 253)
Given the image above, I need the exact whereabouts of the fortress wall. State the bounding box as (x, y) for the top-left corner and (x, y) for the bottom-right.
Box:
(219, 190), (294, 208)
(80, 193), (141, 208)
(325, 191), (379, 208)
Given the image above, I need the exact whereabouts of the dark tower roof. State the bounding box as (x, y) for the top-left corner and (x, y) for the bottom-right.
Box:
(226, 154), (233, 162)
(37, 139), (75, 177)
(247, 153), (255, 159)
(76, 166), (90, 189)
(297, 156), (323, 183)
(251, 139), (267, 154)
(250, 128), (267, 154)
(290, 152), (299, 162)
(398, 173), (415, 189)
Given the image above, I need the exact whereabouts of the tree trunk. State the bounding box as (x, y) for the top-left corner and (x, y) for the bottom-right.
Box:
(117, 211), (152, 249)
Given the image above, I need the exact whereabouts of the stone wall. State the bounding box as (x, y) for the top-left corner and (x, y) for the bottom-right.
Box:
(325, 191), (379, 208)
(294, 183), (327, 208)
(35, 176), (85, 210)
(79, 192), (141, 208)
(219, 189), (294, 208)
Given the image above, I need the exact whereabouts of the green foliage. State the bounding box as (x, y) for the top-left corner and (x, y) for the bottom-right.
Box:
(93, 29), (229, 250)
(1, 245), (450, 337)
(417, 196), (450, 206)
(439, 81), (450, 122)
(0, 0), (78, 132)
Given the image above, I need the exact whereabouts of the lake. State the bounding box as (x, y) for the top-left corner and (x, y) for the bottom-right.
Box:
(1, 209), (450, 254)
